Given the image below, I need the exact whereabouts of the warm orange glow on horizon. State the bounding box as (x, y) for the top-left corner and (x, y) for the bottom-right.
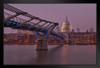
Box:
(91, 40), (94, 43)
(4, 38), (8, 42)
(66, 45), (68, 46)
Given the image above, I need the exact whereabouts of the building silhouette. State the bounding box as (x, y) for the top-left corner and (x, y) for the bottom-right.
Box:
(72, 29), (75, 32)
(90, 27), (94, 33)
(76, 28), (80, 33)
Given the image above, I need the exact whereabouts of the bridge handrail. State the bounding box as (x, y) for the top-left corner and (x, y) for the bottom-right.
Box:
(4, 12), (48, 30)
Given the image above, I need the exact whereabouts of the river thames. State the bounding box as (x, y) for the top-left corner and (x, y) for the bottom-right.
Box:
(4, 45), (96, 65)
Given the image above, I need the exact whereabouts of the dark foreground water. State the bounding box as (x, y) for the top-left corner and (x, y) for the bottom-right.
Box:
(4, 45), (96, 65)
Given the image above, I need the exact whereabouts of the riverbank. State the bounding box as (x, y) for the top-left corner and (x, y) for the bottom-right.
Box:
(4, 43), (96, 45)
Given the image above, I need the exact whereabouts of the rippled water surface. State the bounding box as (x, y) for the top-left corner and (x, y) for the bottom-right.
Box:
(4, 45), (96, 65)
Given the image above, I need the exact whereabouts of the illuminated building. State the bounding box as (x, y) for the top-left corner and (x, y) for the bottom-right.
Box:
(4, 31), (96, 45)
(90, 27), (94, 33)
(66, 32), (96, 44)
(61, 16), (72, 33)
(17, 29), (34, 35)
(24, 33), (30, 44)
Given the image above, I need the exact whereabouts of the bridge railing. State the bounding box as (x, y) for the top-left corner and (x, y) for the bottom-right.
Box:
(4, 12), (48, 30)
(4, 12), (64, 34)
(4, 12), (26, 23)
(4, 12), (63, 33)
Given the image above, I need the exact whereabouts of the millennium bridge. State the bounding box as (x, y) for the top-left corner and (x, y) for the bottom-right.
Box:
(4, 4), (65, 51)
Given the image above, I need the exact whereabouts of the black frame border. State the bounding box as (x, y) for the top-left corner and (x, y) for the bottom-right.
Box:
(1, 0), (99, 68)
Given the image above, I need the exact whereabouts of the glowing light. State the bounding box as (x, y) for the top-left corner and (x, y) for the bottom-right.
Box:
(12, 22), (16, 24)
(36, 32), (38, 35)
(24, 39), (29, 44)
(9, 21), (13, 23)
(45, 31), (48, 35)
(66, 45), (68, 46)
(32, 27), (37, 30)
(91, 40), (94, 43)
(4, 38), (7, 42)
(27, 33), (29, 37)
(6, 20), (17, 24)
(16, 23), (20, 27)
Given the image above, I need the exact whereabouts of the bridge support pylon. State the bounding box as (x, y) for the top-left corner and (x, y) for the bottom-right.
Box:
(35, 23), (58, 51)
(35, 32), (49, 51)
(36, 39), (48, 51)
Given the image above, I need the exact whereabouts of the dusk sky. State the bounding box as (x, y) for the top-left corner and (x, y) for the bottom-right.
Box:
(4, 4), (96, 33)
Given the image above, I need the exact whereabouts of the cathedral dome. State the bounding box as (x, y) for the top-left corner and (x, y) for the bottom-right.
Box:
(61, 16), (72, 33)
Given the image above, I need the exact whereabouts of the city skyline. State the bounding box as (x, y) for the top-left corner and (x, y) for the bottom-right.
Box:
(4, 4), (96, 34)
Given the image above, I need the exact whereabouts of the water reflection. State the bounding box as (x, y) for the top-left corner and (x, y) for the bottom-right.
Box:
(35, 51), (48, 64)
(4, 45), (96, 65)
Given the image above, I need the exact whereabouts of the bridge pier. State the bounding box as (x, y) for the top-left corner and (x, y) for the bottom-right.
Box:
(35, 23), (58, 51)
(36, 39), (48, 51)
